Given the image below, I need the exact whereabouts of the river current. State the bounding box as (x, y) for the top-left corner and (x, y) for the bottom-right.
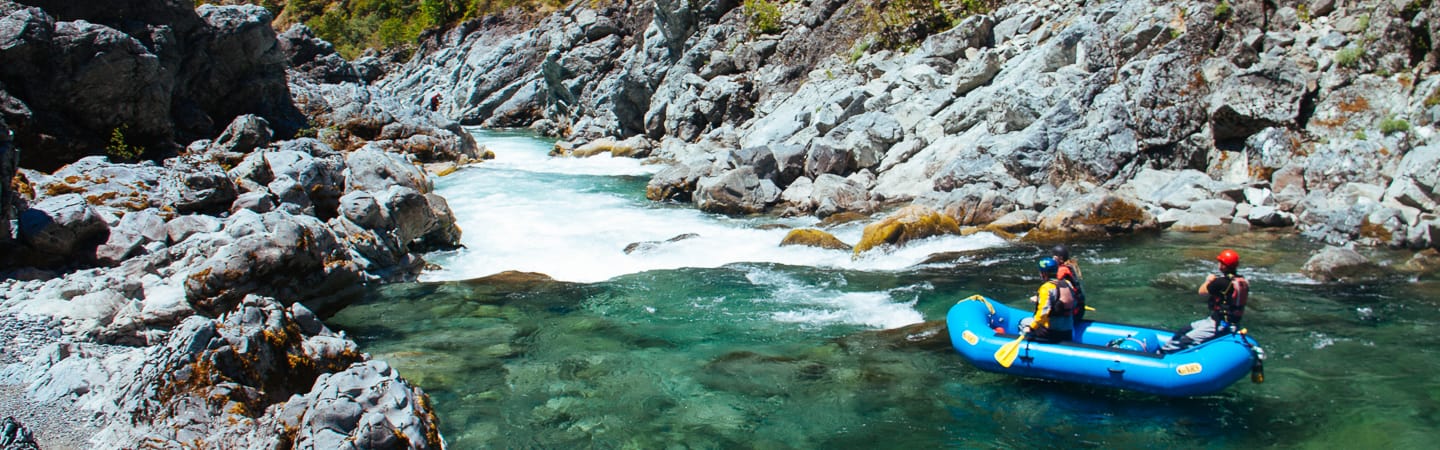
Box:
(327, 129), (1440, 448)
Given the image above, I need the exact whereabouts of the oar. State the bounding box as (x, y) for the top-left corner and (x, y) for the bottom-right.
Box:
(994, 333), (1028, 368)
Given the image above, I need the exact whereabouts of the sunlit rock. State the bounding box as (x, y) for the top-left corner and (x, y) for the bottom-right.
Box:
(779, 228), (851, 251)
(853, 205), (961, 256)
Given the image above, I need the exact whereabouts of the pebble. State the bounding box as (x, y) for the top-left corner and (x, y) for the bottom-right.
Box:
(0, 312), (103, 449)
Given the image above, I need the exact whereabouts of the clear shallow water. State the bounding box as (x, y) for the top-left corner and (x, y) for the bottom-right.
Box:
(329, 129), (1440, 448)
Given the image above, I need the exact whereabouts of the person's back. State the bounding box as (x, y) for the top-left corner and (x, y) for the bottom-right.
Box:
(1026, 258), (1075, 342)
(1053, 244), (1086, 321)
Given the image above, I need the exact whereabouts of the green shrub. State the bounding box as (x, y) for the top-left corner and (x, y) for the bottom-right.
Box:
(865, 0), (959, 50)
(106, 125), (144, 161)
(1354, 130), (1368, 141)
(1380, 115), (1411, 135)
(1214, 0), (1232, 21)
(743, 0), (783, 37)
(1425, 86), (1440, 108)
(1335, 46), (1364, 68)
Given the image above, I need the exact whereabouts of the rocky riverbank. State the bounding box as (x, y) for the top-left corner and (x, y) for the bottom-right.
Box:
(1, 0), (470, 447)
(383, 0), (1440, 269)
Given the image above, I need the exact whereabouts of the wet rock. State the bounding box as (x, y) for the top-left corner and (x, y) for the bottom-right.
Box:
(624, 233), (700, 255)
(695, 166), (781, 215)
(645, 161), (707, 203)
(835, 320), (951, 352)
(853, 205), (960, 255)
(988, 209), (1039, 232)
(1301, 246), (1381, 282)
(779, 228), (851, 251)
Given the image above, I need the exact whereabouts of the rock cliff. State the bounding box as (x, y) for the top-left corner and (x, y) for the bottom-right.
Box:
(382, 0), (1440, 251)
(2, 1), (472, 448)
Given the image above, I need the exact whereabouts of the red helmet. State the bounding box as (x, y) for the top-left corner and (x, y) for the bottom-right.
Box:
(1217, 249), (1240, 267)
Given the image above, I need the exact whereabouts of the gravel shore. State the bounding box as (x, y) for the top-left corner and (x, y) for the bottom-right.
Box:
(1, 313), (101, 449)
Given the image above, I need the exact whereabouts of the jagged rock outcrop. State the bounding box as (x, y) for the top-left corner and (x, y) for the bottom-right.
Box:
(384, 0), (1440, 253)
(2, 295), (441, 449)
(0, 0), (303, 171)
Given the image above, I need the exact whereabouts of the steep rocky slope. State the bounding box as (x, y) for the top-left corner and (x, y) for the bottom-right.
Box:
(1, 1), (475, 448)
(383, 0), (1440, 255)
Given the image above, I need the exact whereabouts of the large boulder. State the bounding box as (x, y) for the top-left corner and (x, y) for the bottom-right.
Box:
(16, 193), (107, 260)
(182, 211), (363, 316)
(284, 361), (443, 449)
(694, 166), (781, 215)
(0, 1), (302, 171)
(1031, 192), (1158, 240)
(1301, 246), (1382, 282)
(277, 24), (358, 84)
(853, 205), (960, 255)
(779, 228), (852, 251)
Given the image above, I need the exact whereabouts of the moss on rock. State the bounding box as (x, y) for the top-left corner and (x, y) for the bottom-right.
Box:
(780, 228), (853, 250)
(852, 205), (960, 256)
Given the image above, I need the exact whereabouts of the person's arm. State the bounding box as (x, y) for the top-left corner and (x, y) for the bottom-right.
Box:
(1198, 273), (1217, 295)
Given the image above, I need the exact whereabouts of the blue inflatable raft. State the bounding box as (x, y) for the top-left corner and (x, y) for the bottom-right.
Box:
(946, 295), (1263, 397)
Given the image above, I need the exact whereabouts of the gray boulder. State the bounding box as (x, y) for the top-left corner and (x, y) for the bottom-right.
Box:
(278, 24), (358, 84)
(344, 147), (430, 194)
(165, 214), (221, 245)
(1302, 246), (1381, 282)
(96, 209), (166, 265)
(286, 361), (443, 449)
(17, 193), (108, 259)
(183, 211), (363, 315)
(1034, 192), (1158, 238)
(159, 154), (238, 214)
(0, 1), (302, 170)
(695, 166), (781, 215)
(210, 114), (272, 158)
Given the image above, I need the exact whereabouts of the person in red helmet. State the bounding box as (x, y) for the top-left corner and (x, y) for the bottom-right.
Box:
(1161, 249), (1250, 353)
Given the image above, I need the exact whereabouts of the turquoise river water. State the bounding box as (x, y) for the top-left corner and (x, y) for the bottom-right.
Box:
(327, 130), (1440, 448)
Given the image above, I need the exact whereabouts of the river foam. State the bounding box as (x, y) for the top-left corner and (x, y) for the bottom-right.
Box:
(423, 129), (1009, 286)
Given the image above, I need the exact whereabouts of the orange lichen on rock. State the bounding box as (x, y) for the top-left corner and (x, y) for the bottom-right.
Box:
(853, 205), (961, 256)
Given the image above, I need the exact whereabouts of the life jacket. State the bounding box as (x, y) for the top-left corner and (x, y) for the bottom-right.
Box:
(1057, 263), (1085, 316)
(1208, 273), (1248, 324)
(1036, 278), (1076, 321)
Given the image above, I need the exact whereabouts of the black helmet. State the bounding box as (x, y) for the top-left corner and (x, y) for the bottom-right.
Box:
(1051, 244), (1070, 261)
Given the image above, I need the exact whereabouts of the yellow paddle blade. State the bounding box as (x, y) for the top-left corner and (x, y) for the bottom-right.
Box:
(1084, 305), (1096, 311)
(994, 334), (1026, 368)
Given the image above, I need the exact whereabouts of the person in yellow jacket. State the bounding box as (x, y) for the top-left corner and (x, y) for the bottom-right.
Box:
(1020, 258), (1077, 342)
